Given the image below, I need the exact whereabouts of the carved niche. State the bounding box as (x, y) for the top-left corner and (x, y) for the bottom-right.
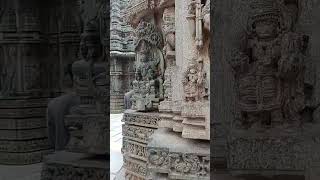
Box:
(228, 0), (309, 129)
(130, 21), (164, 112)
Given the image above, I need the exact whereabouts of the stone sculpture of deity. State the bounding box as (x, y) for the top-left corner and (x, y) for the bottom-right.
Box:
(183, 58), (207, 102)
(229, 0), (308, 128)
(130, 21), (164, 111)
(71, 19), (105, 114)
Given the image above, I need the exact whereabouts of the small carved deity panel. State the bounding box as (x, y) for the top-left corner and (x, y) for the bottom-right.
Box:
(229, 0), (309, 129)
(183, 58), (207, 102)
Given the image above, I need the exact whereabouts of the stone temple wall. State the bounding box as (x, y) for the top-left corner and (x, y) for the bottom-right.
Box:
(120, 0), (210, 179)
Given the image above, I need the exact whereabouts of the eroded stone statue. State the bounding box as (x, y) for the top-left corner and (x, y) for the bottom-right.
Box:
(229, 0), (308, 129)
(47, 19), (106, 151)
(130, 21), (164, 111)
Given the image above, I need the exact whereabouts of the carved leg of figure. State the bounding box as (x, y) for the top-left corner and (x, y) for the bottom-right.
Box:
(47, 94), (80, 151)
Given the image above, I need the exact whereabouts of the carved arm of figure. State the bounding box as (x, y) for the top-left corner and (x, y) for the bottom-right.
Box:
(229, 49), (249, 74)
(278, 33), (306, 79)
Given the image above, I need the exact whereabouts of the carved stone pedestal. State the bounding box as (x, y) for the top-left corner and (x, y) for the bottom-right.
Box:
(121, 110), (160, 180)
(0, 96), (52, 165)
(227, 125), (320, 178)
(147, 128), (210, 180)
(65, 113), (108, 154)
(41, 151), (109, 180)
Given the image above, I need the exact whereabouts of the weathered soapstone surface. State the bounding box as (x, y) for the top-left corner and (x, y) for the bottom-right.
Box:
(121, 110), (160, 179)
(120, 0), (211, 179)
(211, 0), (320, 178)
(110, 0), (136, 113)
(147, 128), (210, 180)
(0, 0), (67, 164)
(41, 151), (109, 180)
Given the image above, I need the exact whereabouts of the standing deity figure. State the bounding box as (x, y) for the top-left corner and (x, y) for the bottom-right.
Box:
(229, 0), (308, 128)
(130, 21), (164, 111)
(183, 58), (207, 102)
(71, 19), (105, 114)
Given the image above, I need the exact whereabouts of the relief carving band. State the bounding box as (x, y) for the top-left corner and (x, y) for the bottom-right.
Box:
(130, 21), (164, 111)
(229, 0), (309, 129)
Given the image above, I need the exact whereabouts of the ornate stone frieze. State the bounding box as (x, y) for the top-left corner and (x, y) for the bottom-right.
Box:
(41, 164), (108, 180)
(0, 107), (46, 118)
(147, 128), (210, 179)
(41, 152), (108, 180)
(122, 110), (160, 128)
(0, 138), (49, 152)
(0, 128), (48, 140)
(227, 126), (320, 174)
(0, 97), (50, 108)
(0, 150), (52, 165)
(124, 156), (148, 178)
(123, 138), (148, 161)
(0, 118), (46, 130)
(122, 124), (155, 143)
(147, 148), (210, 179)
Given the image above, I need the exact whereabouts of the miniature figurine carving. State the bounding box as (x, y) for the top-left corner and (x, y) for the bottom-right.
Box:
(229, 0), (308, 128)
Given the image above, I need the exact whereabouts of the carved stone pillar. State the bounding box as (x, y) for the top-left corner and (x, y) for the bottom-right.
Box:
(0, 0), (54, 165)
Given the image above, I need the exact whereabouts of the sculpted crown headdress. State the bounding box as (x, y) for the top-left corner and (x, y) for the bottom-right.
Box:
(81, 19), (100, 46)
(249, 0), (281, 26)
(134, 21), (162, 50)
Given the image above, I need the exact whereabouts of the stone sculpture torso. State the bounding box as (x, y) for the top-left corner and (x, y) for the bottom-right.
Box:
(229, 0), (308, 128)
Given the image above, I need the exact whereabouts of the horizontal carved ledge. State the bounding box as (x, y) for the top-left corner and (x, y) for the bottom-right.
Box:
(0, 149), (52, 165)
